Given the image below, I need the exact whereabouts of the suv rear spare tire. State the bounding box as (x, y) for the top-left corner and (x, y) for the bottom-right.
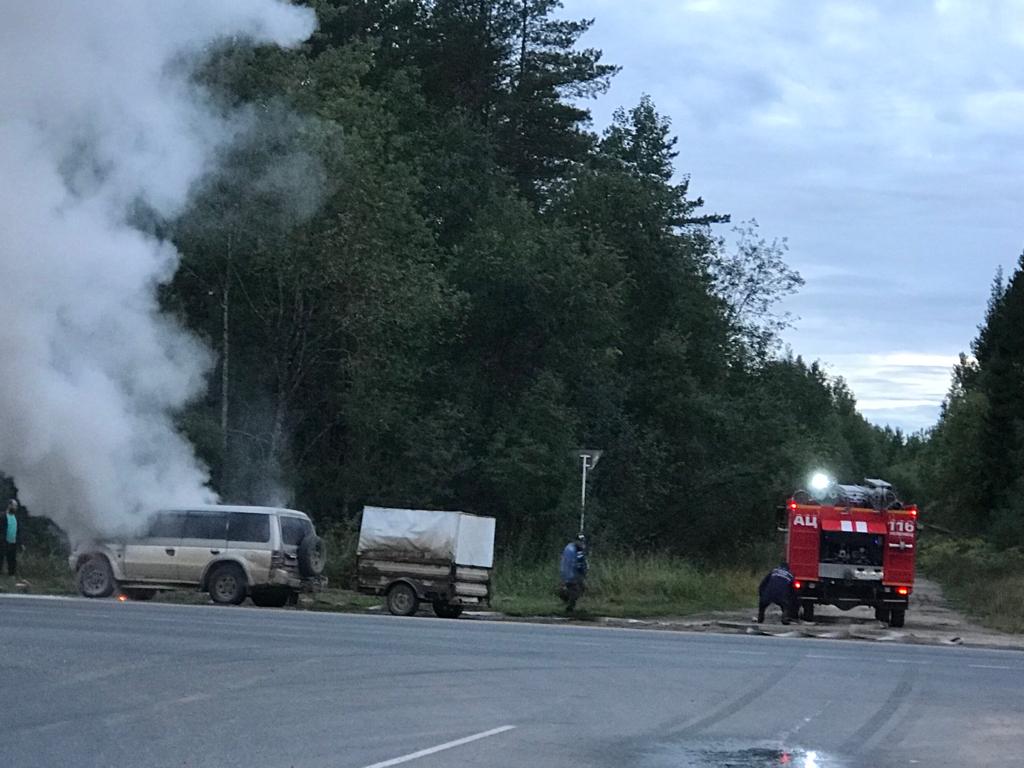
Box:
(208, 563), (247, 605)
(78, 557), (116, 598)
(297, 534), (326, 577)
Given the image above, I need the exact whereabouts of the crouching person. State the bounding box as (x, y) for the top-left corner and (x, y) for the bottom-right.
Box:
(758, 561), (797, 624)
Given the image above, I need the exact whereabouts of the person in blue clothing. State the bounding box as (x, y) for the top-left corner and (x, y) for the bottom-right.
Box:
(559, 533), (589, 613)
(2, 499), (19, 577)
(757, 561), (796, 624)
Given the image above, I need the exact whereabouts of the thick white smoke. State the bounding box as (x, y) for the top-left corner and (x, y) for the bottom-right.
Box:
(0, 2), (316, 538)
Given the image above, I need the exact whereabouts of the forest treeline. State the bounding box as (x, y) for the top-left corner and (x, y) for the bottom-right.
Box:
(898, 256), (1024, 549)
(157, 0), (916, 557)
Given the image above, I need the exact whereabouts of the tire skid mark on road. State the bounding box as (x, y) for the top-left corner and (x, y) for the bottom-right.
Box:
(664, 651), (807, 737)
(840, 664), (918, 755)
(863, 665), (933, 764)
(102, 691), (215, 727)
(56, 656), (164, 686)
(775, 698), (833, 744)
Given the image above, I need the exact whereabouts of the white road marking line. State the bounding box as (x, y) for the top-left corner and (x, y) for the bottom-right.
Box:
(174, 693), (211, 704)
(807, 654), (848, 660)
(360, 725), (516, 768)
(885, 659), (930, 664)
(726, 649), (767, 655)
(969, 664), (1015, 670)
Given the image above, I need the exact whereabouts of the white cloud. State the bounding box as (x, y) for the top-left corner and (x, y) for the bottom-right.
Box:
(563, 0), (1024, 431)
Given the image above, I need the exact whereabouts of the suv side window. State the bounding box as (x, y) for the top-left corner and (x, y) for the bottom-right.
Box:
(183, 512), (228, 541)
(280, 516), (312, 546)
(227, 512), (270, 543)
(147, 512), (187, 539)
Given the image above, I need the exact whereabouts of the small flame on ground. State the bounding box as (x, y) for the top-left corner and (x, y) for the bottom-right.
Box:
(117, 594), (128, 603)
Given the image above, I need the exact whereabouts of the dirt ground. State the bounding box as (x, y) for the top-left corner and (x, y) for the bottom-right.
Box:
(548, 577), (1024, 650)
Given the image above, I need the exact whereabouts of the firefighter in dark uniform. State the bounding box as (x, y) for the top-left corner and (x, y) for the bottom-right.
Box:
(757, 561), (797, 624)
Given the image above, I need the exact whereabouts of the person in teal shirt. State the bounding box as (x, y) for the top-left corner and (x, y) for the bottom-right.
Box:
(2, 499), (19, 576)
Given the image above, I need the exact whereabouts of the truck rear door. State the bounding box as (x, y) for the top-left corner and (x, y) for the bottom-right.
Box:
(884, 512), (917, 585)
(787, 505), (820, 580)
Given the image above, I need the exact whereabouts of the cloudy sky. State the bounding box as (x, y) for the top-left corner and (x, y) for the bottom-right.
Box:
(563, 0), (1024, 431)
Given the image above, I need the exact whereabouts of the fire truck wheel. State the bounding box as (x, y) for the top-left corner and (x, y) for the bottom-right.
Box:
(800, 603), (815, 621)
(874, 606), (890, 623)
(888, 609), (905, 628)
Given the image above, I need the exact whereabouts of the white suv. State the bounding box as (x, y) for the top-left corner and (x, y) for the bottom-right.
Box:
(70, 505), (327, 606)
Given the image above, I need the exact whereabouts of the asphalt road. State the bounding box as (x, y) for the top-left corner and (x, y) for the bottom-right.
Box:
(2, 595), (1022, 768)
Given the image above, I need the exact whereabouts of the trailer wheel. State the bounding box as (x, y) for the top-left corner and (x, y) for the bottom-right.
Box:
(386, 582), (419, 616)
(432, 600), (463, 619)
(874, 606), (890, 623)
(800, 602), (815, 621)
(888, 608), (905, 628)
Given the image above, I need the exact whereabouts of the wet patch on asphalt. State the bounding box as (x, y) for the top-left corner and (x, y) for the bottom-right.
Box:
(639, 741), (846, 768)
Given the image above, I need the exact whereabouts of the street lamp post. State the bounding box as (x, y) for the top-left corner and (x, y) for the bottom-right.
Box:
(575, 449), (602, 534)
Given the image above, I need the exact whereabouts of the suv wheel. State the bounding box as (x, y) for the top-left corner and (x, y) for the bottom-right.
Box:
(78, 557), (116, 598)
(386, 582), (419, 616)
(208, 564), (247, 605)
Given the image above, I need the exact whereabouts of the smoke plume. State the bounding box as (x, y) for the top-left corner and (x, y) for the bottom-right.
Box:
(0, 2), (315, 538)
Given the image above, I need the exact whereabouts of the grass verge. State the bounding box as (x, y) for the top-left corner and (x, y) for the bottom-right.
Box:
(493, 553), (761, 618)
(4, 548), (763, 621)
(919, 538), (1024, 633)
(0, 549), (75, 595)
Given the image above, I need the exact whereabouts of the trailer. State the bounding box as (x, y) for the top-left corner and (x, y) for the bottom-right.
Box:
(356, 506), (495, 618)
(784, 478), (918, 627)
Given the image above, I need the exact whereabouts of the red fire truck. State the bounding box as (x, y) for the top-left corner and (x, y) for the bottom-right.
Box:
(784, 478), (917, 627)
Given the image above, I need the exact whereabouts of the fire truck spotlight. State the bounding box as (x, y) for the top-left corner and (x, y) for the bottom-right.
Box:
(809, 471), (831, 492)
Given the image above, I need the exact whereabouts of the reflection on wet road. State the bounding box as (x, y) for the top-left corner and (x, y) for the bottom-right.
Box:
(642, 742), (844, 768)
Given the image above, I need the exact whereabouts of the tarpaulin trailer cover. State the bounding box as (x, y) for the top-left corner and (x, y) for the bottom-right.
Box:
(357, 506), (496, 568)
